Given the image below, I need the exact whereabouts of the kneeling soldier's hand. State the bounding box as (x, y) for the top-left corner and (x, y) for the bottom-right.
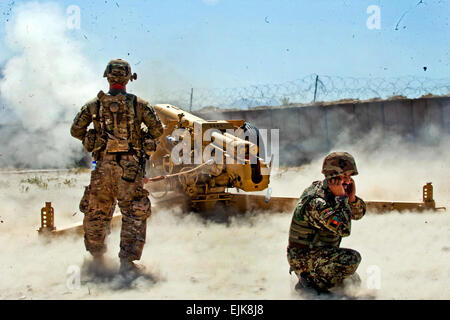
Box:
(344, 177), (356, 203)
(328, 177), (346, 197)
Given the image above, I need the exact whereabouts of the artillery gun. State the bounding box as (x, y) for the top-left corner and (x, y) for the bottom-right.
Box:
(145, 104), (272, 213)
(37, 105), (446, 237)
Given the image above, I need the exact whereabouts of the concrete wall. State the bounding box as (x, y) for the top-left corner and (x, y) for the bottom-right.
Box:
(195, 96), (450, 165)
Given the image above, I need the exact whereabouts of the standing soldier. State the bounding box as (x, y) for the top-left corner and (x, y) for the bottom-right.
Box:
(71, 59), (163, 276)
(287, 152), (366, 294)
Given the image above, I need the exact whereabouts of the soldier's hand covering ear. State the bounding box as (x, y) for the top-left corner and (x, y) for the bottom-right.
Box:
(344, 177), (356, 203)
(328, 177), (346, 197)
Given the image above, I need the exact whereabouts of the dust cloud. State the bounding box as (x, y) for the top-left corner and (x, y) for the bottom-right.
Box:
(269, 125), (450, 207)
(0, 134), (449, 300)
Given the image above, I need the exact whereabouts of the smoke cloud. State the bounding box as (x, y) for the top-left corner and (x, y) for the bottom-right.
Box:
(0, 2), (101, 168)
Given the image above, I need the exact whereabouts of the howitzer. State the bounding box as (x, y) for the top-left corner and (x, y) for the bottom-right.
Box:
(36, 106), (446, 237)
(145, 104), (272, 212)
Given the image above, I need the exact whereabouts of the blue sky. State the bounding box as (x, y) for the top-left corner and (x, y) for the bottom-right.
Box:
(0, 0), (449, 89)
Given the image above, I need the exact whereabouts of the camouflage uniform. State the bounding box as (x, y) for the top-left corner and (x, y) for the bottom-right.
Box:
(71, 59), (163, 262)
(287, 152), (366, 292)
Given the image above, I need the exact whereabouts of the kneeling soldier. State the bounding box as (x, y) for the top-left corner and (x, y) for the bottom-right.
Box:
(287, 152), (366, 294)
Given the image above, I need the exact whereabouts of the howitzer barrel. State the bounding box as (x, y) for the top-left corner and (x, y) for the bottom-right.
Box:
(223, 132), (259, 156)
(154, 104), (205, 125)
(149, 103), (271, 198)
(211, 132), (258, 157)
(154, 104), (258, 158)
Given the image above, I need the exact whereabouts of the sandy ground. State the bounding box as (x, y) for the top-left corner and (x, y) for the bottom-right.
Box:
(0, 168), (448, 300)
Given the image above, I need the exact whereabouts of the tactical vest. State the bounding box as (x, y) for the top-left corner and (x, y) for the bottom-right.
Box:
(88, 91), (142, 155)
(289, 183), (342, 249)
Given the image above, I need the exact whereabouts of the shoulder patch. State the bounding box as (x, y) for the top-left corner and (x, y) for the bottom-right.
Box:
(328, 216), (341, 229)
(320, 207), (335, 219)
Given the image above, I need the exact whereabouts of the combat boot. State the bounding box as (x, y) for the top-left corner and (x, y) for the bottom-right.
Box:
(86, 255), (108, 277)
(119, 258), (146, 278)
(295, 272), (330, 295)
(342, 272), (362, 288)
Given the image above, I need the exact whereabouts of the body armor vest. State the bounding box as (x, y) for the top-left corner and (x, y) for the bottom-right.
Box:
(89, 91), (142, 155)
(289, 183), (342, 249)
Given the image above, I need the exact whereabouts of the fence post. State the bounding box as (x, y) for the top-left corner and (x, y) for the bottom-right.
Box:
(313, 75), (319, 102)
(189, 88), (194, 112)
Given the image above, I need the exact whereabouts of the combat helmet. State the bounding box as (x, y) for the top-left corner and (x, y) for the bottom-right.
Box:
(103, 58), (137, 85)
(321, 152), (358, 179)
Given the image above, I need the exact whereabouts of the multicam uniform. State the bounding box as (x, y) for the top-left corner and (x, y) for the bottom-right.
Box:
(287, 179), (366, 291)
(71, 89), (163, 262)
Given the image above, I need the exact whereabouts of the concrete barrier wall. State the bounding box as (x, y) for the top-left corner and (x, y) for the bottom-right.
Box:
(195, 96), (450, 165)
(1, 96), (448, 168)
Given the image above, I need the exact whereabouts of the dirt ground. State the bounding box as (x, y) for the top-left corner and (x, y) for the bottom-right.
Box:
(0, 167), (448, 300)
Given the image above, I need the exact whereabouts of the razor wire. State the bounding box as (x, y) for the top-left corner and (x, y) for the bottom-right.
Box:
(150, 74), (450, 111)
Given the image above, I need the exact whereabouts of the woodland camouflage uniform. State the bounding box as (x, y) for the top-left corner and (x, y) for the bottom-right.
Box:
(287, 152), (366, 293)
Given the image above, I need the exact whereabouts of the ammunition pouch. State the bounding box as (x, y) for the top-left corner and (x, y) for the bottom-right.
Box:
(120, 159), (140, 182)
(105, 139), (130, 153)
(83, 129), (97, 153)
